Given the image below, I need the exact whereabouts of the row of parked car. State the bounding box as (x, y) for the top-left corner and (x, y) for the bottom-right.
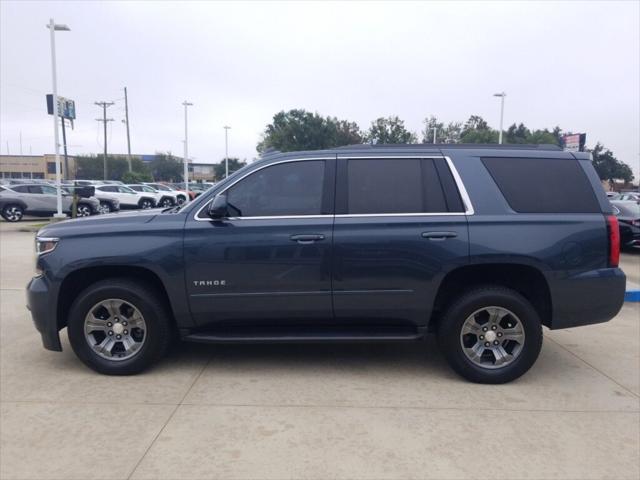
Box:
(0, 179), (215, 222)
(607, 191), (640, 250)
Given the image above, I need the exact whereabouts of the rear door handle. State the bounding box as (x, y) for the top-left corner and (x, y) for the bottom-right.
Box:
(421, 231), (458, 241)
(290, 234), (325, 244)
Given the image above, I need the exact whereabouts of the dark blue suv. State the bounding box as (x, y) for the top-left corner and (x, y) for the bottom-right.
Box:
(27, 145), (626, 383)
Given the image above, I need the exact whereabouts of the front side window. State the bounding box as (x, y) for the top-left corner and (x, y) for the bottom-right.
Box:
(225, 161), (325, 217)
(118, 186), (136, 194)
(41, 185), (57, 195)
(27, 186), (43, 194)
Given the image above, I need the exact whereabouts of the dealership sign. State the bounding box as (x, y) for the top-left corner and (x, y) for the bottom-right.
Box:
(562, 133), (586, 152)
(46, 94), (76, 120)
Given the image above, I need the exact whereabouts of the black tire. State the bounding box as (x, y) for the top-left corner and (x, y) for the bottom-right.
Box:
(139, 198), (154, 209)
(437, 286), (543, 384)
(159, 197), (174, 207)
(67, 278), (172, 375)
(76, 203), (92, 217)
(1, 204), (24, 222)
(176, 195), (186, 205)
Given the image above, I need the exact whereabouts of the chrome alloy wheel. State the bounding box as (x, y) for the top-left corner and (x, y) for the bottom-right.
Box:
(84, 299), (147, 361)
(460, 306), (525, 369)
(98, 202), (111, 215)
(76, 204), (91, 217)
(3, 206), (23, 221)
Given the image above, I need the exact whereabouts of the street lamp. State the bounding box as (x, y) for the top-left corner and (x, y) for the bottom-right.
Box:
(182, 101), (193, 193)
(493, 92), (506, 145)
(223, 125), (231, 178)
(47, 18), (70, 219)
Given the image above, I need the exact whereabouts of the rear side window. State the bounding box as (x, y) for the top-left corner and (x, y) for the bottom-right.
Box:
(226, 160), (325, 217)
(11, 186), (28, 193)
(482, 157), (600, 213)
(345, 158), (456, 214)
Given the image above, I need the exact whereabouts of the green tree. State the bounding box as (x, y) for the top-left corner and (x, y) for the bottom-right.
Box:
(257, 109), (362, 153)
(365, 116), (417, 144)
(149, 152), (183, 181)
(421, 116), (445, 143)
(122, 170), (153, 183)
(505, 123), (531, 144)
(590, 143), (634, 184)
(213, 157), (247, 180)
(75, 154), (151, 181)
(460, 115), (498, 143)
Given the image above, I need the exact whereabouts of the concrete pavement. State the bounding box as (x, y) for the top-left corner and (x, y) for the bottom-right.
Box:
(1, 223), (639, 480)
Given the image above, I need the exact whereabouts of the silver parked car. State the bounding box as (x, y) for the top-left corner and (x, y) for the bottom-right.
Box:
(0, 184), (100, 222)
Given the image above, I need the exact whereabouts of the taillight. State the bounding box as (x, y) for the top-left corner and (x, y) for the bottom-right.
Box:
(606, 215), (620, 267)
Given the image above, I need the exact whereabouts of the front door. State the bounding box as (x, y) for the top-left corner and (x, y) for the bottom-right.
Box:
(184, 157), (336, 326)
(332, 156), (470, 327)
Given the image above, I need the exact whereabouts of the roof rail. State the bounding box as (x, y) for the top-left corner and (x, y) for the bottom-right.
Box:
(335, 143), (563, 151)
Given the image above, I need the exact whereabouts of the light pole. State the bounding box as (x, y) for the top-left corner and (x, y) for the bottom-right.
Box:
(47, 18), (70, 219)
(223, 126), (231, 178)
(432, 127), (437, 144)
(493, 92), (506, 144)
(182, 101), (193, 193)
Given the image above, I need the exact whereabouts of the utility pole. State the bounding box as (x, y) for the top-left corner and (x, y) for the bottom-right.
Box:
(493, 92), (506, 144)
(432, 127), (437, 144)
(124, 87), (132, 171)
(95, 101), (114, 180)
(182, 101), (193, 192)
(224, 125), (231, 178)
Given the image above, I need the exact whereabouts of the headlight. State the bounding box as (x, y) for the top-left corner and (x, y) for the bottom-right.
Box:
(35, 237), (59, 256)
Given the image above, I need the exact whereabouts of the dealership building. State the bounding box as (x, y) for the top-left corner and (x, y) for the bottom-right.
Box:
(0, 154), (216, 182)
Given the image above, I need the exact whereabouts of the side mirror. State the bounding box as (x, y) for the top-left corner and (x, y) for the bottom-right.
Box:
(208, 194), (229, 219)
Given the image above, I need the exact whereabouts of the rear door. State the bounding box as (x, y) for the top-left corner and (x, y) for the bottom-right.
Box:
(332, 155), (470, 327)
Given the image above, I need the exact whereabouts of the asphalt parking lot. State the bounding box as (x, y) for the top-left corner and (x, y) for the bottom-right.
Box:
(0, 219), (639, 480)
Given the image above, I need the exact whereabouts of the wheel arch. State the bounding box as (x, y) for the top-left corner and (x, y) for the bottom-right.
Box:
(430, 263), (552, 331)
(57, 265), (176, 332)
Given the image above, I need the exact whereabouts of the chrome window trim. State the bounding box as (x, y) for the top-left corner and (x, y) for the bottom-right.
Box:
(193, 154), (474, 221)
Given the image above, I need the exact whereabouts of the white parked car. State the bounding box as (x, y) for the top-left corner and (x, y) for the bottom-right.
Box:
(143, 183), (188, 205)
(126, 184), (178, 208)
(94, 185), (157, 210)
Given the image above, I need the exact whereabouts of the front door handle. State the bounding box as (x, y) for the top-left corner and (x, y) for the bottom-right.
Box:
(421, 231), (458, 241)
(290, 234), (325, 244)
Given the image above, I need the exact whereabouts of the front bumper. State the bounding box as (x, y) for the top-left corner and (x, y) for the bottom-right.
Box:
(26, 275), (62, 351)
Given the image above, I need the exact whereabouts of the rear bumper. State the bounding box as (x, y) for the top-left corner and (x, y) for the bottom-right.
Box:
(549, 268), (626, 329)
(26, 276), (62, 351)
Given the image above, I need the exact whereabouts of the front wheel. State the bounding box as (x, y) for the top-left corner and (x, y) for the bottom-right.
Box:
(98, 202), (113, 214)
(67, 279), (172, 375)
(176, 195), (186, 205)
(437, 286), (543, 384)
(159, 198), (174, 208)
(1, 204), (24, 222)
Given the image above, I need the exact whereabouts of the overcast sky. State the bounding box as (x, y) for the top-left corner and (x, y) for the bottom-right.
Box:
(1, 0), (638, 176)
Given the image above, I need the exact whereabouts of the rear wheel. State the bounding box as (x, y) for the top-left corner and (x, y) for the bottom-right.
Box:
(1, 204), (24, 222)
(76, 203), (92, 217)
(139, 198), (154, 209)
(67, 279), (171, 375)
(437, 286), (543, 384)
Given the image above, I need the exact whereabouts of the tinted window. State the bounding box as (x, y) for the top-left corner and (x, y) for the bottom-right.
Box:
(226, 161), (325, 217)
(346, 158), (448, 214)
(41, 185), (57, 194)
(482, 157), (600, 213)
(27, 186), (43, 194)
(11, 185), (28, 193)
(98, 186), (116, 192)
(129, 186), (142, 191)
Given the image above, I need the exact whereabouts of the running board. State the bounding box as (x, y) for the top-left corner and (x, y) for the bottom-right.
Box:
(182, 325), (425, 344)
